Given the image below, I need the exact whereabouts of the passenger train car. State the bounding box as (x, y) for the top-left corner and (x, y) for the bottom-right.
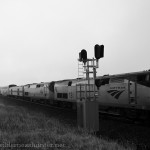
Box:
(1, 84), (16, 96)
(0, 70), (150, 119)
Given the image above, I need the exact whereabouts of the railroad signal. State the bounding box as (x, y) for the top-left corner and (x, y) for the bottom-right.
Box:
(80, 49), (87, 62)
(94, 44), (104, 59)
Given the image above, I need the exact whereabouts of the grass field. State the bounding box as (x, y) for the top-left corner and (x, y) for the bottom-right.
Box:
(0, 104), (134, 150)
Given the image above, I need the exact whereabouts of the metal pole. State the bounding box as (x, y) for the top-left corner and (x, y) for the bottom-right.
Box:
(93, 59), (96, 101)
(86, 61), (90, 85)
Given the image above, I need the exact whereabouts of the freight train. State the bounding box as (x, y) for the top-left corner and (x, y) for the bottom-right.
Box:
(0, 70), (150, 120)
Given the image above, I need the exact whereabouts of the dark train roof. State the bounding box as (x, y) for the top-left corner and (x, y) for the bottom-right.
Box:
(97, 70), (150, 79)
(8, 84), (17, 88)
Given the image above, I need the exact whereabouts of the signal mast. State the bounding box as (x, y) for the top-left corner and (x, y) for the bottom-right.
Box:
(78, 44), (104, 97)
(77, 44), (104, 132)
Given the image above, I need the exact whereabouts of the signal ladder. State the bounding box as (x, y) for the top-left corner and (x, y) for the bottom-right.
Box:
(78, 61), (84, 78)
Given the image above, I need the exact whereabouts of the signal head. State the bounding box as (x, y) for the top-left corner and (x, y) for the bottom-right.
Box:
(81, 49), (87, 62)
(94, 44), (104, 59)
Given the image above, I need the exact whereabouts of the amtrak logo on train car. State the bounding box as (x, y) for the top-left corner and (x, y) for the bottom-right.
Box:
(107, 90), (125, 99)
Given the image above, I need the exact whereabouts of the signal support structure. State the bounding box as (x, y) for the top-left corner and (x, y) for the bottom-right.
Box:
(77, 44), (104, 132)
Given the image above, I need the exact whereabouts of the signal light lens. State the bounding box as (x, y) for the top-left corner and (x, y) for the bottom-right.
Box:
(94, 44), (104, 59)
(81, 49), (87, 61)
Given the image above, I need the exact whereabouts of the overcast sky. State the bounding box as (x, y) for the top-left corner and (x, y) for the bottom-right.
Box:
(0, 0), (150, 86)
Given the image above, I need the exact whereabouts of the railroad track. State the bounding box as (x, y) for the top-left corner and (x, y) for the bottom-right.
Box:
(2, 96), (75, 112)
(99, 110), (150, 127)
(1, 95), (149, 127)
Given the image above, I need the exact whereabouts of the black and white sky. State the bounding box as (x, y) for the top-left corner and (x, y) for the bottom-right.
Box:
(0, 0), (150, 86)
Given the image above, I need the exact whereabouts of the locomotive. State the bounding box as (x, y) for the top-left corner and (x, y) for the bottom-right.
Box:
(96, 70), (150, 119)
(0, 70), (150, 119)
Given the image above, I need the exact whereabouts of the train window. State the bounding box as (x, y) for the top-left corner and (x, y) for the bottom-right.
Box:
(95, 78), (109, 87)
(68, 81), (72, 86)
(137, 74), (147, 82)
(57, 93), (68, 99)
(101, 78), (109, 85)
(25, 92), (28, 96)
(63, 93), (68, 99)
(137, 74), (150, 87)
(36, 85), (40, 88)
(57, 93), (62, 98)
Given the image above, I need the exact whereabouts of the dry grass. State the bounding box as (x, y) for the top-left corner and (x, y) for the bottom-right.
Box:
(0, 105), (134, 150)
